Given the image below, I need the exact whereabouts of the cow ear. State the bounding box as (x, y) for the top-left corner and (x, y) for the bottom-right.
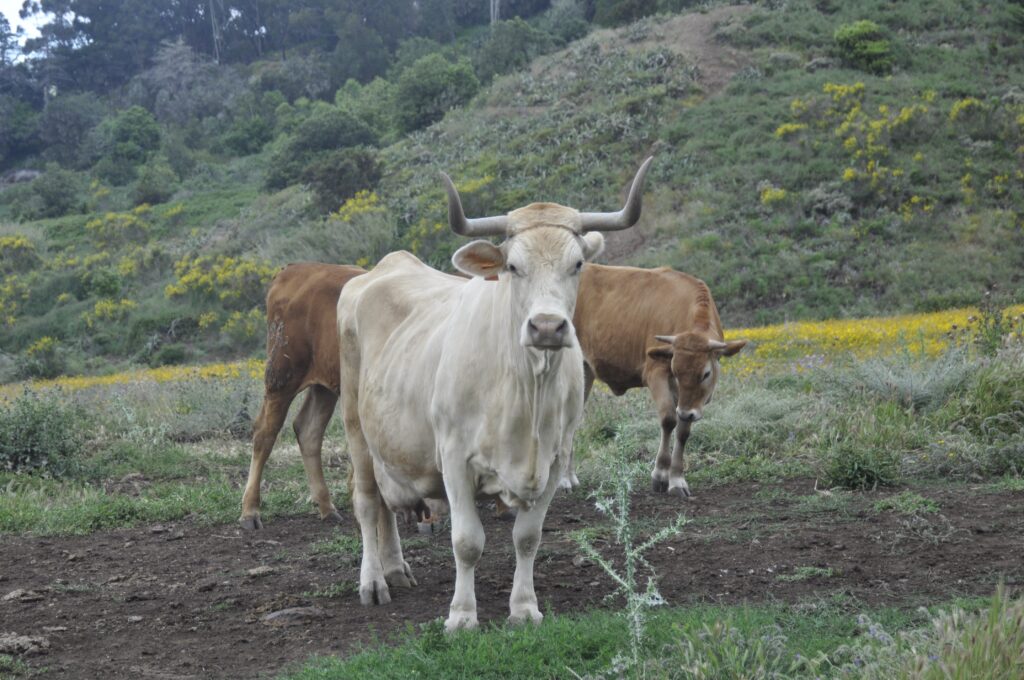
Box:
(581, 232), (605, 261)
(453, 240), (505, 278)
(719, 339), (747, 357)
(646, 341), (673, 361)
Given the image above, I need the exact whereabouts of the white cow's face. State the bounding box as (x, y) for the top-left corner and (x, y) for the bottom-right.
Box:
(454, 221), (604, 351)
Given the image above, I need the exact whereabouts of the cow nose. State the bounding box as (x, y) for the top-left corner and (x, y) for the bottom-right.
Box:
(676, 408), (701, 423)
(526, 313), (569, 349)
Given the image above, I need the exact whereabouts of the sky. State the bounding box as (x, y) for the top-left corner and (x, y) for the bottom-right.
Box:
(1, 0), (43, 46)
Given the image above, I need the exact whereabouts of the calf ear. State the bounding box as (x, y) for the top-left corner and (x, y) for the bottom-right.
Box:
(581, 232), (605, 261)
(719, 339), (748, 357)
(453, 240), (505, 278)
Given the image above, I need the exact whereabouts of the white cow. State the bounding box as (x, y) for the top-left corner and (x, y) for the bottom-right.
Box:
(336, 159), (652, 630)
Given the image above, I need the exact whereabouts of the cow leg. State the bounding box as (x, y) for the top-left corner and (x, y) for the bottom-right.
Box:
(668, 420), (692, 498)
(647, 365), (676, 494)
(444, 467), (485, 631)
(340, 345), (390, 606)
(377, 500), (416, 588)
(508, 466), (561, 626)
(559, 362), (594, 491)
(293, 385), (342, 523)
(240, 391), (294, 530)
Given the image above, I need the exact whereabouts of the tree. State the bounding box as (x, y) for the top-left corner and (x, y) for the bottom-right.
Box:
(394, 53), (479, 133)
(0, 13), (23, 67)
(37, 91), (107, 166)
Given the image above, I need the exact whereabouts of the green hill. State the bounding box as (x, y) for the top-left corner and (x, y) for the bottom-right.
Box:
(2, 0), (1023, 381)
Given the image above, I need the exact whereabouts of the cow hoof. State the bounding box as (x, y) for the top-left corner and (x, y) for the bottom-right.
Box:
(445, 612), (479, 632)
(359, 578), (391, 606)
(508, 608), (543, 626)
(668, 485), (691, 499)
(417, 520), (442, 535)
(239, 515), (263, 531)
(385, 562), (417, 588)
(652, 479), (668, 493)
(320, 509), (344, 524)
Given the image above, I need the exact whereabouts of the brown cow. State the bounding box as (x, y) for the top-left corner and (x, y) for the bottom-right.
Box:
(570, 263), (746, 497)
(239, 262), (365, 531)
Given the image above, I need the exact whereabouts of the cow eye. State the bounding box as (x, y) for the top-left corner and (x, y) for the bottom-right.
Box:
(702, 370), (711, 381)
(575, 260), (583, 271)
(508, 264), (518, 274)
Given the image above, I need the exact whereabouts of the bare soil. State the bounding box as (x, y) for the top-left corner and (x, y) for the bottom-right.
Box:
(2, 478), (1022, 679)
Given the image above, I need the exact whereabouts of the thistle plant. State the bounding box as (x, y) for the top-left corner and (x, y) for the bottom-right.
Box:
(571, 435), (689, 675)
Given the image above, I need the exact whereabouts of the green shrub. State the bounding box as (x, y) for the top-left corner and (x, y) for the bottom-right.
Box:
(593, 0), (658, 27)
(131, 155), (178, 206)
(13, 165), (86, 219)
(394, 54), (479, 133)
(220, 116), (273, 156)
(473, 17), (554, 83)
(16, 336), (67, 380)
(301, 147), (381, 213)
(264, 104), (377, 190)
(833, 20), (894, 74)
(0, 389), (88, 476)
(824, 438), (901, 490)
(88, 106), (162, 185)
(540, 0), (590, 44)
(149, 343), (189, 367)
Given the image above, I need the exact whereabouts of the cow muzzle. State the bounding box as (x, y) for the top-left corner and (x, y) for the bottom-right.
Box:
(524, 313), (571, 349)
(676, 407), (702, 423)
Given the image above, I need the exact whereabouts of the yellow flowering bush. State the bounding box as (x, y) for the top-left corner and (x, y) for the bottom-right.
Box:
(81, 298), (137, 328)
(330, 190), (384, 223)
(758, 184), (788, 205)
(221, 307), (265, 342)
(0, 275), (29, 326)
(165, 255), (279, 307)
(0, 235), (40, 273)
(774, 122), (807, 139)
(85, 210), (150, 247)
(949, 97), (983, 122)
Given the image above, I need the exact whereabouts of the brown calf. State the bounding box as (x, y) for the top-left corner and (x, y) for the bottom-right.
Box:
(571, 263), (746, 497)
(239, 262), (365, 531)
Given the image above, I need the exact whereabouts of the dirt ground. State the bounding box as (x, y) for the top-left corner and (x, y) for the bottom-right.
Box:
(2, 478), (1022, 679)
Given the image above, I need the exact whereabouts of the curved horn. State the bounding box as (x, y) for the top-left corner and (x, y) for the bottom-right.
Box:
(579, 156), (654, 232)
(654, 334), (675, 344)
(441, 172), (508, 237)
(707, 340), (728, 351)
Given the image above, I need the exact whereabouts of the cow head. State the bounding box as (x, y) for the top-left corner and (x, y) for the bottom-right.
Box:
(647, 332), (747, 423)
(444, 158), (653, 352)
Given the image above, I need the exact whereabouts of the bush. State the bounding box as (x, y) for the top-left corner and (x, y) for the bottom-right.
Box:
(16, 336), (67, 380)
(301, 147), (381, 213)
(220, 116), (273, 156)
(131, 156), (178, 206)
(263, 104), (377, 190)
(37, 92), (107, 167)
(473, 17), (555, 83)
(540, 0), (590, 44)
(88, 106), (162, 185)
(0, 389), (88, 476)
(833, 20), (894, 75)
(395, 54), (479, 133)
(593, 0), (658, 27)
(14, 165), (86, 219)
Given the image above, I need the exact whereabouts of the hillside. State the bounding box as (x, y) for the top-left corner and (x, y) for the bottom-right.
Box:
(1, 0), (1023, 381)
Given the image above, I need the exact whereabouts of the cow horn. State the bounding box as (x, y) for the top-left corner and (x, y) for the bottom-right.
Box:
(441, 172), (508, 237)
(654, 334), (675, 344)
(579, 156), (654, 232)
(707, 340), (728, 351)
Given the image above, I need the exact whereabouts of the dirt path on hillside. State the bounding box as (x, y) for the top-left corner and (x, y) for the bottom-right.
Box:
(3, 478), (1021, 679)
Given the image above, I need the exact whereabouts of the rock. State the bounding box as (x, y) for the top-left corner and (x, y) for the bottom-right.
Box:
(261, 607), (329, 626)
(127, 616), (144, 623)
(805, 57), (835, 72)
(246, 566), (277, 578)
(572, 555), (591, 568)
(149, 525), (169, 534)
(3, 589), (45, 603)
(0, 632), (50, 656)
(42, 626), (68, 633)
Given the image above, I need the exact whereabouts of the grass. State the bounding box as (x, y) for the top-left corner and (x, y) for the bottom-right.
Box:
(873, 491), (940, 515)
(277, 598), (923, 679)
(776, 566), (837, 582)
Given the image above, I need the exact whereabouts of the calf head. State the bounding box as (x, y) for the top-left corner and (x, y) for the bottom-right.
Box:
(648, 331), (746, 423)
(443, 158), (654, 353)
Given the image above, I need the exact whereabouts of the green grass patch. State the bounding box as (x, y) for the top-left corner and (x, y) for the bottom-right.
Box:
(776, 566), (837, 582)
(873, 490), (939, 515)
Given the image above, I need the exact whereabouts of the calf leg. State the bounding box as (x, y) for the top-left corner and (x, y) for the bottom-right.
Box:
(668, 421), (692, 498)
(444, 466), (485, 631)
(646, 366), (676, 494)
(240, 391), (294, 530)
(293, 385), (341, 522)
(559, 362), (594, 491)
